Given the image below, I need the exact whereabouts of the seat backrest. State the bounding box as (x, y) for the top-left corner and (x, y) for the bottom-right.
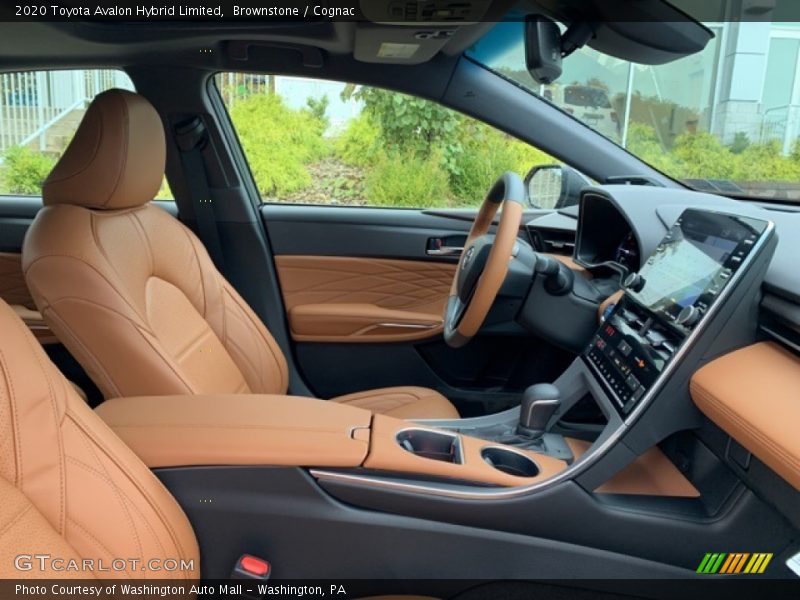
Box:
(23, 89), (288, 400)
(0, 299), (199, 578)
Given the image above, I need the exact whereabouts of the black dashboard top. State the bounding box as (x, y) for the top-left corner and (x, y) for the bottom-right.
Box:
(527, 185), (800, 331)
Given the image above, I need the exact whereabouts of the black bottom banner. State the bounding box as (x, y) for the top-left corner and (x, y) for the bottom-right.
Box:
(2, 579), (800, 600)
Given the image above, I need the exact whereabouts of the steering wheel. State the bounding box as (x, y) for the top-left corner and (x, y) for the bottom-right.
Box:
(443, 172), (525, 348)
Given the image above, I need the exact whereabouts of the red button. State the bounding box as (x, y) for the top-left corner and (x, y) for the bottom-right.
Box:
(240, 555), (270, 576)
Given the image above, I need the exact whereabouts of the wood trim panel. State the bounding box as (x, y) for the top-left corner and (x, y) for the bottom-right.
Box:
(11, 304), (58, 345)
(275, 255), (455, 343)
(566, 438), (699, 497)
(691, 342), (800, 491)
(598, 289), (624, 321)
(548, 253), (592, 279)
(0, 253), (57, 343)
(0, 252), (34, 308)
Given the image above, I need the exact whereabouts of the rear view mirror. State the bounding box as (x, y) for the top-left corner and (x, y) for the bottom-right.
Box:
(525, 15), (562, 84)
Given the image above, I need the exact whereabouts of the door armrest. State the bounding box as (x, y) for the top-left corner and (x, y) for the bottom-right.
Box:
(288, 303), (443, 342)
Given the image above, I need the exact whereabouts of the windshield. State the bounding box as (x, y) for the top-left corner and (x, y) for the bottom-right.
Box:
(469, 20), (800, 203)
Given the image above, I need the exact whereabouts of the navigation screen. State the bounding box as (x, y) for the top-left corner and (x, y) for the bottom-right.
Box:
(629, 210), (768, 330)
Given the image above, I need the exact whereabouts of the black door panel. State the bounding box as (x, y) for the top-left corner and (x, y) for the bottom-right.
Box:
(0, 196), (42, 251)
(263, 204), (547, 259)
(263, 204), (473, 260)
(297, 336), (573, 417)
(0, 196), (178, 252)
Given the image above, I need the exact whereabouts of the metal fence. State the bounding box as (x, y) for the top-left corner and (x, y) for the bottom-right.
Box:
(0, 70), (133, 154)
(216, 72), (274, 108)
(761, 104), (800, 154)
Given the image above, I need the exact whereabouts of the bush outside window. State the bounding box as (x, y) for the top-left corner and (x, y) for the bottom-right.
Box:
(216, 73), (556, 208)
(469, 20), (800, 202)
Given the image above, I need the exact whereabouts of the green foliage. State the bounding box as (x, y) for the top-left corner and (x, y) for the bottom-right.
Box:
(343, 85), (460, 156)
(449, 122), (553, 204)
(627, 122), (800, 184)
(791, 139), (800, 163)
(156, 177), (174, 200)
(729, 132), (751, 154)
(228, 93), (328, 196)
(734, 139), (800, 181)
(334, 114), (381, 167)
(335, 86), (556, 207)
(1, 146), (55, 195)
(305, 94), (330, 129)
(671, 132), (735, 179)
(450, 123), (517, 204)
(221, 79), (556, 208)
(364, 150), (450, 208)
(625, 122), (682, 174)
(323, 174), (364, 204)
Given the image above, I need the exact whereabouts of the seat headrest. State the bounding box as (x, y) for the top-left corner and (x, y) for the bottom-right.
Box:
(43, 89), (165, 210)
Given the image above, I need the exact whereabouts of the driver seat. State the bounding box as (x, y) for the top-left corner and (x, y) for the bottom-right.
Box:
(22, 89), (458, 420)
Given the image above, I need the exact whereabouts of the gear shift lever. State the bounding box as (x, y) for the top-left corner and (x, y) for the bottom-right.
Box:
(518, 383), (561, 439)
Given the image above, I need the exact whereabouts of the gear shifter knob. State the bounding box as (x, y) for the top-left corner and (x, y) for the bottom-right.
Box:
(518, 383), (561, 439)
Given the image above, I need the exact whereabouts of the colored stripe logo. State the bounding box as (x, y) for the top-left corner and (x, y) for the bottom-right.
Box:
(697, 553), (773, 574)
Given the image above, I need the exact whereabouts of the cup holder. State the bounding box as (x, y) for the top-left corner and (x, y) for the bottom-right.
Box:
(481, 446), (540, 478)
(396, 428), (462, 464)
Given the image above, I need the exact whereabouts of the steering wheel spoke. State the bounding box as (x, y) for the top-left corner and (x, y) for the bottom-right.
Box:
(443, 172), (526, 348)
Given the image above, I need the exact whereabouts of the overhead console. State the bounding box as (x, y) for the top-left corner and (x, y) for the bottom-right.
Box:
(354, 0), (502, 64)
(359, 0), (494, 24)
(585, 208), (774, 418)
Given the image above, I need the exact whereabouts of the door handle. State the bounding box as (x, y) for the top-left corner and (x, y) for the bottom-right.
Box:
(426, 246), (463, 257)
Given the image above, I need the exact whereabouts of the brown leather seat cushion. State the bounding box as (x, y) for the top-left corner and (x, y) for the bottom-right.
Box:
(0, 299), (199, 579)
(23, 89), (458, 420)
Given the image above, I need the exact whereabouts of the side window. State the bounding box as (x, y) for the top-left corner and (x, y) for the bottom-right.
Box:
(0, 70), (172, 199)
(215, 73), (556, 208)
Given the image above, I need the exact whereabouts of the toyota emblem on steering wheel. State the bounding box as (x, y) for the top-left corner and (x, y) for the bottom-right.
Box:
(462, 245), (476, 269)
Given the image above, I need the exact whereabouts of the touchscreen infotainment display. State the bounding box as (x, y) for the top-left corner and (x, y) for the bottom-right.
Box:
(585, 208), (772, 415)
(629, 209), (768, 330)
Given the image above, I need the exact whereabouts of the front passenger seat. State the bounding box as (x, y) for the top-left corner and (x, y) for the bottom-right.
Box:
(22, 89), (458, 420)
(0, 299), (199, 579)
(0, 297), (438, 597)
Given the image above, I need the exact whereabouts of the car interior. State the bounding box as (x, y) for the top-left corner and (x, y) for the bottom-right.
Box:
(1, 0), (799, 596)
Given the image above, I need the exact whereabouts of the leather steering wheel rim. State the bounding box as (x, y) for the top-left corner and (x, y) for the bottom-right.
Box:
(443, 172), (525, 348)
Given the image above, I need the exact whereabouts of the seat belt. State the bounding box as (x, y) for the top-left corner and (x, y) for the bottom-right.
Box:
(175, 116), (226, 271)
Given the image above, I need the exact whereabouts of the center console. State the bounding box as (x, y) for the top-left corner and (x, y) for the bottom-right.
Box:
(100, 207), (775, 506)
(584, 209), (772, 418)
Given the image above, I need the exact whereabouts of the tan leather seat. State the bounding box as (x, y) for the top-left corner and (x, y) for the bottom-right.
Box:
(22, 89), (458, 420)
(0, 299), (199, 579)
(0, 296), (442, 594)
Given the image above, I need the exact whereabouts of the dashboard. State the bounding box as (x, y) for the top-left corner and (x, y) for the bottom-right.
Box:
(585, 207), (773, 416)
(573, 193), (641, 273)
(527, 184), (800, 342)
(521, 184), (800, 498)
(613, 232), (639, 271)
(514, 184), (799, 561)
